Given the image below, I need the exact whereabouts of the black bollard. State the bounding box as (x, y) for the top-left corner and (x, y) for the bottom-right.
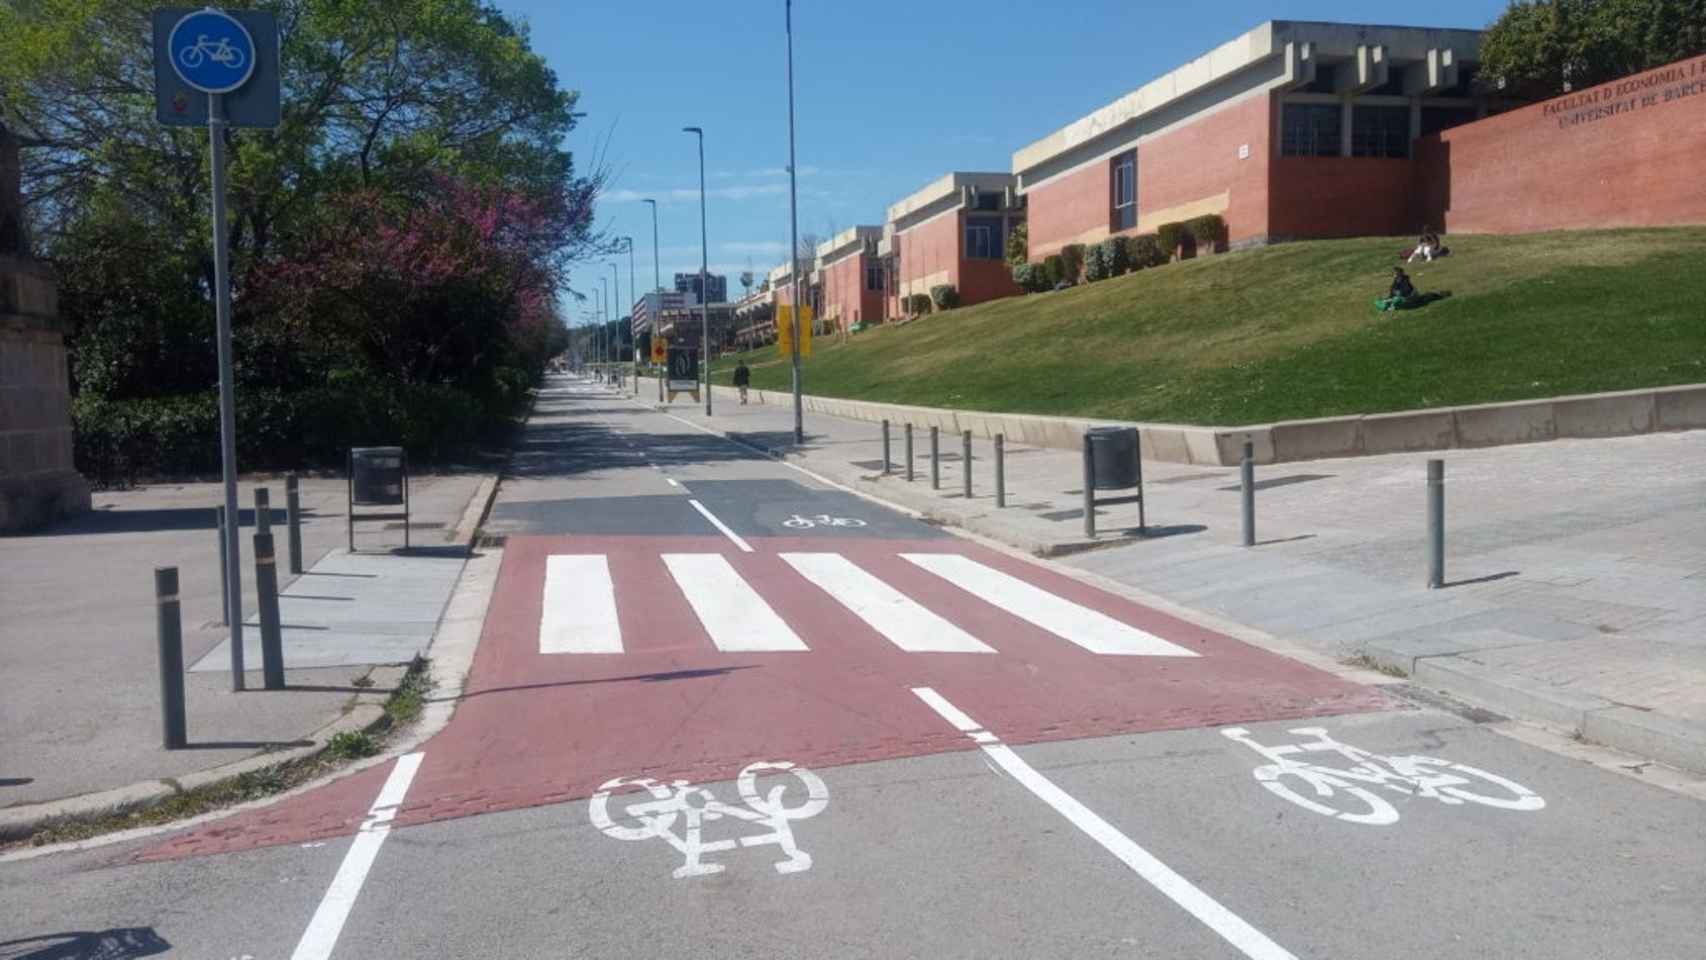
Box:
(156, 567), (187, 749)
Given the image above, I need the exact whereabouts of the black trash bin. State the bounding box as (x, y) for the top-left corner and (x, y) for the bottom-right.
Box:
(1086, 427), (1140, 490)
(348, 446), (409, 550)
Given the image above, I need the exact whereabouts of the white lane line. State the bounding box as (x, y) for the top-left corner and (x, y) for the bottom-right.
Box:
(900, 554), (1197, 657)
(688, 499), (753, 553)
(909, 689), (1295, 960)
(663, 553), (807, 651)
(666, 478), (680, 487)
(540, 555), (622, 653)
(291, 752), (426, 960)
(780, 553), (993, 653)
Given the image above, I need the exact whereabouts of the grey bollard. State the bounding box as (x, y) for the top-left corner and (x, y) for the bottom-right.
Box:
(930, 426), (940, 490)
(882, 420), (891, 475)
(215, 505), (230, 626)
(1427, 459), (1445, 589)
(1082, 434), (1096, 538)
(962, 431), (973, 499)
(254, 530), (286, 689)
(994, 434), (1006, 508)
(905, 424), (914, 482)
(156, 567), (187, 749)
(286, 473), (303, 575)
(1240, 440), (1256, 548)
(254, 486), (272, 534)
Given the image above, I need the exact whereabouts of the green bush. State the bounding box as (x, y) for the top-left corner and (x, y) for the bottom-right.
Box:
(1185, 214), (1227, 252)
(1083, 243), (1110, 282)
(1011, 262), (1050, 293)
(1042, 254), (1065, 287)
(906, 293), (933, 316)
(1128, 233), (1167, 270)
(930, 284), (961, 310)
(1102, 236), (1130, 277)
(1059, 244), (1085, 284)
(72, 378), (509, 487)
(1005, 222), (1029, 267)
(1156, 222), (1187, 259)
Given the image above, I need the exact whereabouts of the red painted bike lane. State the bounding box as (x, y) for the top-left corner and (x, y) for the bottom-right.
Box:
(138, 533), (1390, 862)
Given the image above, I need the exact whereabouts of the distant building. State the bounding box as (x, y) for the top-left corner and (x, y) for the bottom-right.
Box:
(815, 226), (884, 332)
(630, 290), (689, 339)
(674, 272), (728, 304)
(884, 172), (1025, 317)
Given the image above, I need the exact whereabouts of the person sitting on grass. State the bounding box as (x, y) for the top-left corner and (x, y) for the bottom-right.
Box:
(1376, 267), (1417, 312)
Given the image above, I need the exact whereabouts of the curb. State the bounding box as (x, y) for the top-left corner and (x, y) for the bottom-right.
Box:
(0, 470), (504, 849)
(1407, 655), (1706, 775)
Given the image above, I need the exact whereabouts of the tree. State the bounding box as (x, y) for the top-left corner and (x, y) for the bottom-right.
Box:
(1005, 222), (1028, 267)
(1479, 0), (1706, 97)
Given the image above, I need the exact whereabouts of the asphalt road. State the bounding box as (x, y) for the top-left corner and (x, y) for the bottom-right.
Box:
(6, 375), (1703, 960)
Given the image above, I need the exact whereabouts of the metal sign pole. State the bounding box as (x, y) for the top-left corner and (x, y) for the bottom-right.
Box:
(786, 0), (804, 443)
(208, 91), (245, 690)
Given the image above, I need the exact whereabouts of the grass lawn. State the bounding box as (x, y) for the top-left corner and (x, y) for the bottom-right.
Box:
(708, 228), (1706, 425)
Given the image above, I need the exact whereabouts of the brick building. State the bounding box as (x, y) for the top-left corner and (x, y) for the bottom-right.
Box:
(1013, 21), (1487, 257)
(674, 271), (728, 304)
(815, 226), (884, 332)
(884, 172), (1025, 317)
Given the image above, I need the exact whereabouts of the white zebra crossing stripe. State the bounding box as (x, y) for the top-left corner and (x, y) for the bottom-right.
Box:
(899, 554), (1199, 657)
(780, 553), (995, 654)
(541, 555), (622, 653)
(663, 553), (809, 652)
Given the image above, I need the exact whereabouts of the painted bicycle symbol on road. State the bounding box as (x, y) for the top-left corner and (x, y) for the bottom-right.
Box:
(782, 513), (867, 530)
(178, 34), (247, 70)
(590, 761), (828, 878)
(1222, 726), (1545, 825)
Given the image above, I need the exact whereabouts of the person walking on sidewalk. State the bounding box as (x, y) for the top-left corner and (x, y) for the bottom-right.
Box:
(733, 360), (751, 404)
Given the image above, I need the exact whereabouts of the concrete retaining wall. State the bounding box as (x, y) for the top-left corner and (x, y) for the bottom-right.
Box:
(638, 377), (1706, 466)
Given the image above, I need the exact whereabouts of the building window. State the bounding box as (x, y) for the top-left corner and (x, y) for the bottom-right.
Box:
(974, 191), (1002, 211)
(964, 216), (1003, 259)
(1420, 106), (1477, 136)
(1281, 103), (1342, 157)
(1111, 151), (1136, 230)
(1352, 105), (1411, 158)
(865, 263), (883, 291)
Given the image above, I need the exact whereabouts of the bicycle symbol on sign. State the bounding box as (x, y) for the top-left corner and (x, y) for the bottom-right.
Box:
(1222, 726), (1545, 826)
(782, 513), (867, 530)
(178, 34), (247, 70)
(589, 761), (829, 879)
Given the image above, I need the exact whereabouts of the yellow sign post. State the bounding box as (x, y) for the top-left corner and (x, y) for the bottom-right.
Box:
(650, 336), (668, 364)
(777, 305), (813, 359)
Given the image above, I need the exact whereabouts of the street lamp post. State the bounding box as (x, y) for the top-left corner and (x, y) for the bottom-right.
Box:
(609, 261), (621, 377)
(683, 126), (711, 416)
(600, 277), (610, 374)
(784, 0), (804, 443)
(642, 200), (661, 293)
(626, 237), (639, 393)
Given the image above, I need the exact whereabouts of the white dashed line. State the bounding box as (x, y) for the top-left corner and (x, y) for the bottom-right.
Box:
(688, 499), (753, 553)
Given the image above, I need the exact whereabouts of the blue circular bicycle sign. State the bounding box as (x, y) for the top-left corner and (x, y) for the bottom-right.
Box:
(168, 8), (257, 94)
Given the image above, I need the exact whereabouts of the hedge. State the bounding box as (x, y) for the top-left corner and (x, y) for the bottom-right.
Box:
(1185, 214), (1227, 252)
(1042, 254), (1065, 287)
(1128, 233), (1167, 269)
(1156, 222), (1187, 259)
(72, 378), (511, 488)
(930, 284), (961, 310)
(1011, 262), (1050, 293)
(1083, 243), (1110, 282)
(1103, 236), (1130, 277)
(1059, 244), (1085, 284)
(906, 292), (933, 316)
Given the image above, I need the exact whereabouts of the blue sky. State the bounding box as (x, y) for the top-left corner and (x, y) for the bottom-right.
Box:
(497, 0), (1509, 314)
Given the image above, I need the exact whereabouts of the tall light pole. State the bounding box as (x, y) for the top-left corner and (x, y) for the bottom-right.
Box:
(784, 0), (804, 443)
(683, 126), (711, 416)
(625, 237), (639, 392)
(609, 260), (622, 373)
(600, 276), (610, 372)
(642, 199), (661, 293)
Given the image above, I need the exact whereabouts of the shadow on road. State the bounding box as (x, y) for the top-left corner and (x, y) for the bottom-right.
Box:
(0, 928), (171, 959)
(19, 507), (311, 537)
(445, 666), (756, 702)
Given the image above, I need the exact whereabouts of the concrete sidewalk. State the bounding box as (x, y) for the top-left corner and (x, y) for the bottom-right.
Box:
(0, 470), (492, 825)
(638, 381), (1706, 775)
